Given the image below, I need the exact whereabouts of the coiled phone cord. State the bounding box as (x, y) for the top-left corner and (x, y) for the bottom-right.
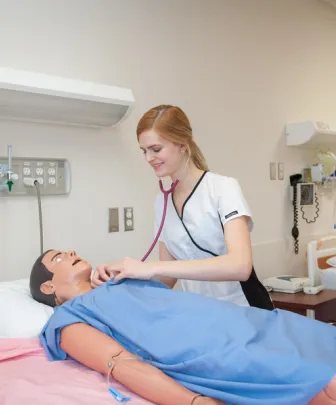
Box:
(292, 185), (299, 254)
(300, 194), (320, 224)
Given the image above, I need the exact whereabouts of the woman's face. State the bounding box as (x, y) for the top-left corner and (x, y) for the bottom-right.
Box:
(138, 129), (186, 179)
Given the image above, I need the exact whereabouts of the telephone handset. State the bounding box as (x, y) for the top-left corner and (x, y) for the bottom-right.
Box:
(289, 173), (319, 254)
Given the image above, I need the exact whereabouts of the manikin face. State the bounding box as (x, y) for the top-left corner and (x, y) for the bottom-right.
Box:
(138, 129), (187, 179)
(40, 250), (92, 303)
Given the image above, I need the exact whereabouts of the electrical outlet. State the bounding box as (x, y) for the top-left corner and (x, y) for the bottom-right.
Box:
(124, 207), (134, 231)
(278, 162), (284, 180)
(108, 208), (119, 233)
(0, 157), (70, 196)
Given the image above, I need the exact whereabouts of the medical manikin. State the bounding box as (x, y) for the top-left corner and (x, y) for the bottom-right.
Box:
(30, 250), (336, 405)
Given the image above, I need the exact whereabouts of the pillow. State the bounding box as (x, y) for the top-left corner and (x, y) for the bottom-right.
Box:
(326, 256), (336, 268)
(0, 278), (53, 338)
(321, 267), (336, 290)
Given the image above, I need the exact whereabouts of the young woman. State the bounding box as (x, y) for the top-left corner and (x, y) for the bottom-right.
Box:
(92, 105), (273, 310)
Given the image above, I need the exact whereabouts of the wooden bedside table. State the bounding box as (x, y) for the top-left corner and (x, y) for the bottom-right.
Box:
(269, 289), (336, 324)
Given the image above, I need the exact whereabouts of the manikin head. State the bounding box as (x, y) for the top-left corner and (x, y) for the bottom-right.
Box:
(29, 250), (92, 307)
(136, 105), (209, 180)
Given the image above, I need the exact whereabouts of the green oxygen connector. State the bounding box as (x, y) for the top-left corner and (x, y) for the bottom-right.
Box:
(7, 180), (13, 192)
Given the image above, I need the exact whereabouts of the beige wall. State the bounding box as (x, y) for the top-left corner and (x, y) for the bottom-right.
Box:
(0, 0), (336, 281)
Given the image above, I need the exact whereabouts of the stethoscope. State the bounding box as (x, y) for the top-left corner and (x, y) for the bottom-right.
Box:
(141, 153), (190, 262)
(141, 178), (179, 262)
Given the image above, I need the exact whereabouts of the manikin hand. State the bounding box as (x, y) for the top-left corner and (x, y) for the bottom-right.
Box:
(92, 257), (155, 287)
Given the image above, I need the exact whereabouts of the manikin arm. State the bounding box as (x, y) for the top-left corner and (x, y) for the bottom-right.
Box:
(60, 323), (223, 405)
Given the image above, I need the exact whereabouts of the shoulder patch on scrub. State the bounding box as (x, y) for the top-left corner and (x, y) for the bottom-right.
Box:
(225, 210), (238, 219)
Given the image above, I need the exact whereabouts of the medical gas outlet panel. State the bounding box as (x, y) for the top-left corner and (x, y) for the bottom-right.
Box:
(0, 157), (70, 196)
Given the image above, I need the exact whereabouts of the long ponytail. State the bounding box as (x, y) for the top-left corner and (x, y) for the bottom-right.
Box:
(189, 139), (209, 171)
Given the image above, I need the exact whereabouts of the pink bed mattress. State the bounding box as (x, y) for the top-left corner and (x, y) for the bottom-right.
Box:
(0, 338), (153, 405)
(2, 338), (335, 405)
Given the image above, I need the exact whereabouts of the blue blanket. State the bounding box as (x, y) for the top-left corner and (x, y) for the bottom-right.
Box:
(40, 279), (336, 405)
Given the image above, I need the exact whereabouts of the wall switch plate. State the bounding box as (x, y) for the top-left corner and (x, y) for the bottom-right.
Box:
(124, 207), (134, 231)
(108, 208), (119, 233)
(270, 162), (276, 180)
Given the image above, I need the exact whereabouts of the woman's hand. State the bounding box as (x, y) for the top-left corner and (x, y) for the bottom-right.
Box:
(91, 257), (155, 287)
(91, 263), (116, 288)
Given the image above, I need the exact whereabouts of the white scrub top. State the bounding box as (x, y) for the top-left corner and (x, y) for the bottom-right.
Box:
(154, 171), (273, 309)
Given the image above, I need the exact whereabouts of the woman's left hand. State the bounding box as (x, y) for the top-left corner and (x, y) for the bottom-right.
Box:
(97, 257), (155, 284)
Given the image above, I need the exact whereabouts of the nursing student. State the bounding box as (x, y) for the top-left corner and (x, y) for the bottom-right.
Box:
(92, 105), (273, 310)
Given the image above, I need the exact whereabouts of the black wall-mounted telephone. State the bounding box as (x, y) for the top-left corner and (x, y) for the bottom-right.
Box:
(289, 173), (319, 254)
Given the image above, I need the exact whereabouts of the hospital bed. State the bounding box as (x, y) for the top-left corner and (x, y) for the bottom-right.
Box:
(0, 278), (335, 405)
(0, 278), (153, 405)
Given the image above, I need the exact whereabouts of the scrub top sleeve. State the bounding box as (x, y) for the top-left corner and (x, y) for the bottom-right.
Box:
(218, 178), (254, 231)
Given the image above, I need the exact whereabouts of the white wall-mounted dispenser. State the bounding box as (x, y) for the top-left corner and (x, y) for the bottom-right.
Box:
(286, 121), (336, 148)
(0, 67), (135, 128)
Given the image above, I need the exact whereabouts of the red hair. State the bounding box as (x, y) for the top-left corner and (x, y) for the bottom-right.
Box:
(136, 105), (208, 171)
